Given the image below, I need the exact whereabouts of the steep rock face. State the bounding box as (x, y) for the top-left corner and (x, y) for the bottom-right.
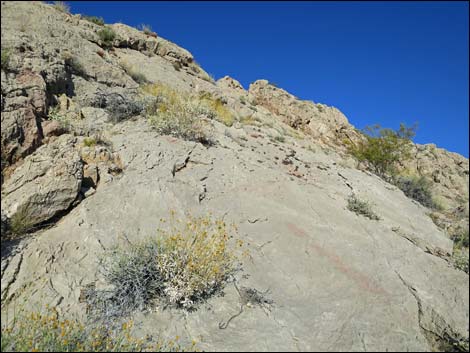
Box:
(249, 79), (361, 150)
(1, 135), (83, 230)
(1, 1), (469, 352)
(409, 144), (469, 211)
(1, 119), (467, 352)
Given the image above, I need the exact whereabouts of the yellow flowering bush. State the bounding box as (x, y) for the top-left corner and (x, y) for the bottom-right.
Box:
(141, 83), (236, 143)
(92, 213), (240, 315)
(156, 213), (239, 308)
(1, 307), (195, 352)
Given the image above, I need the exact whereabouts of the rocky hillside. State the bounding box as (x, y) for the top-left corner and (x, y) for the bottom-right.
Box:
(1, 2), (469, 351)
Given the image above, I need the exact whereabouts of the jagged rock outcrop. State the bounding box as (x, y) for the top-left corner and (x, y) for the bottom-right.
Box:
(1, 2), (468, 352)
(249, 79), (361, 149)
(1, 134), (83, 231)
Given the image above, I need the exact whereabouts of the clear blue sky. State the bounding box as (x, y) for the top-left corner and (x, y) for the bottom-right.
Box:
(68, 1), (469, 157)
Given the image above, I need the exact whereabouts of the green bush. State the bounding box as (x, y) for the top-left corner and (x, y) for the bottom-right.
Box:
(347, 123), (417, 179)
(347, 194), (380, 220)
(1, 48), (10, 70)
(88, 214), (240, 316)
(1, 307), (195, 352)
(83, 137), (97, 147)
(97, 27), (116, 48)
(451, 228), (469, 250)
(453, 249), (469, 274)
(394, 175), (438, 209)
(83, 15), (105, 26)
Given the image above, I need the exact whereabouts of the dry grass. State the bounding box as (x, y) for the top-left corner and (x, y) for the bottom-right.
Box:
(1, 306), (196, 352)
(120, 60), (147, 84)
(141, 83), (215, 143)
(52, 1), (70, 14)
(198, 93), (235, 127)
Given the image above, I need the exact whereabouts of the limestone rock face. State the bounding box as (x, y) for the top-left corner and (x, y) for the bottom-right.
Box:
(1, 135), (83, 230)
(248, 80), (361, 149)
(1, 1), (468, 352)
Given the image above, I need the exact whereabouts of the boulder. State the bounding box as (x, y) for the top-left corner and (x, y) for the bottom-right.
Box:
(1, 135), (83, 233)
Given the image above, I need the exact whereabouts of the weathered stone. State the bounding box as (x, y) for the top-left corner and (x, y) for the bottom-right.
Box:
(41, 120), (65, 138)
(0, 2), (468, 352)
(1, 134), (83, 230)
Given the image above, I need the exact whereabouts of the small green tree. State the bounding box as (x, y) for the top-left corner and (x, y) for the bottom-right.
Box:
(347, 123), (417, 179)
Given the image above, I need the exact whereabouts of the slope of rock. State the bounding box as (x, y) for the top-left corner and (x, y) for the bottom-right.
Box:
(1, 2), (469, 352)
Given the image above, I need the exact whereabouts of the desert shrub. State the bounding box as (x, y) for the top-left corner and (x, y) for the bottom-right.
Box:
(89, 214), (240, 316)
(48, 106), (72, 132)
(1, 307), (194, 352)
(140, 24), (157, 37)
(394, 175), (438, 209)
(83, 137), (97, 147)
(453, 249), (469, 274)
(1, 48), (10, 70)
(198, 93), (235, 127)
(65, 55), (86, 76)
(9, 206), (36, 236)
(141, 83), (215, 143)
(120, 61), (148, 84)
(347, 194), (380, 220)
(272, 135), (285, 143)
(83, 15), (105, 26)
(240, 115), (259, 126)
(97, 27), (116, 48)
(452, 228), (469, 274)
(451, 228), (469, 249)
(91, 91), (143, 123)
(347, 123), (417, 179)
(52, 1), (70, 13)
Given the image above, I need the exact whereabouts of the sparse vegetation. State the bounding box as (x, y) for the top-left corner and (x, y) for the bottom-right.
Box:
(52, 1), (70, 14)
(120, 61), (148, 84)
(1, 48), (11, 70)
(347, 194), (380, 220)
(140, 24), (157, 38)
(97, 27), (116, 48)
(83, 137), (97, 147)
(451, 228), (469, 249)
(83, 15), (105, 26)
(142, 84), (212, 143)
(272, 135), (285, 143)
(240, 115), (259, 126)
(48, 106), (72, 132)
(394, 175), (439, 209)
(9, 206), (35, 236)
(1, 306), (195, 352)
(450, 227), (469, 274)
(142, 83), (236, 142)
(346, 123), (417, 180)
(66, 55), (86, 76)
(87, 213), (240, 317)
(198, 93), (235, 127)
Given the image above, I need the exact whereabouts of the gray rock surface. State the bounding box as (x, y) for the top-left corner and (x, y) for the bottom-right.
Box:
(1, 2), (468, 352)
(1, 135), (83, 229)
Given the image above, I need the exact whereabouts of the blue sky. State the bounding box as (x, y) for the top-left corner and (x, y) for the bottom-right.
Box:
(69, 1), (469, 157)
